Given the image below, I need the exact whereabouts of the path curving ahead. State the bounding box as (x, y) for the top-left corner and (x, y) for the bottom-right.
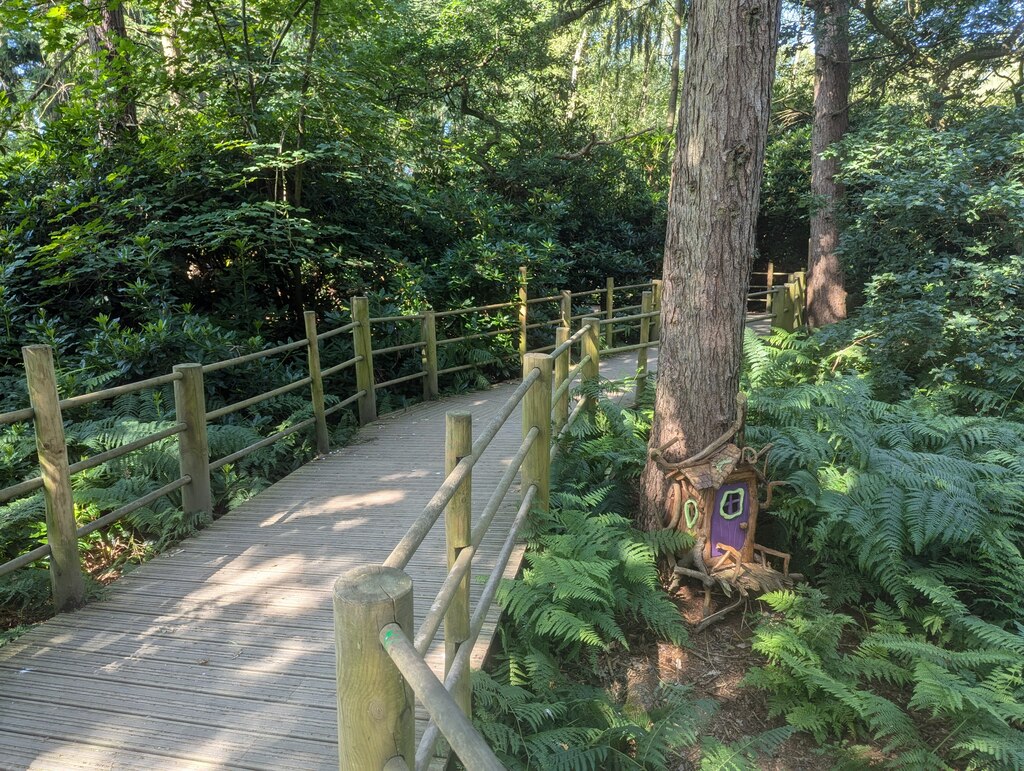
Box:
(0, 352), (650, 770)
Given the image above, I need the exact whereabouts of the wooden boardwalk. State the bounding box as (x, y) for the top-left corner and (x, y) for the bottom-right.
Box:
(0, 353), (648, 771)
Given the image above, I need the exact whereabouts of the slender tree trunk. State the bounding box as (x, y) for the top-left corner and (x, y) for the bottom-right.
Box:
(638, 0), (782, 530)
(567, 25), (589, 119)
(88, 0), (137, 140)
(806, 0), (849, 327)
(291, 0), (323, 210)
(665, 0), (684, 133)
(160, 0), (191, 106)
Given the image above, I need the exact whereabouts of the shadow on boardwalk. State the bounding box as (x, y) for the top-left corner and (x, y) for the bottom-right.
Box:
(0, 352), (650, 770)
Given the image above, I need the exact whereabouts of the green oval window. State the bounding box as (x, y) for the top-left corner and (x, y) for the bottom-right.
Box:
(683, 499), (700, 529)
(719, 488), (746, 520)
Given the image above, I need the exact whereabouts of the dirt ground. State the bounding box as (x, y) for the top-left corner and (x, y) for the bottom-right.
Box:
(604, 583), (834, 770)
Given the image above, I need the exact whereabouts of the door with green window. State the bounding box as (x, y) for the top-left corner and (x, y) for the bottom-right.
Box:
(710, 481), (750, 558)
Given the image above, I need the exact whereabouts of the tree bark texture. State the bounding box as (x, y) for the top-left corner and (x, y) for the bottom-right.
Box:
(807, 0), (849, 327)
(638, 0), (782, 531)
(665, 0), (684, 133)
(88, 0), (137, 140)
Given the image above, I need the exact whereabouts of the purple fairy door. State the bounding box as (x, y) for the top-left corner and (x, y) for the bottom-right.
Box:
(710, 482), (750, 558)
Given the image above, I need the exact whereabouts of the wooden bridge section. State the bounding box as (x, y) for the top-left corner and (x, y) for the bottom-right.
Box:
(0, 351), (649, 770)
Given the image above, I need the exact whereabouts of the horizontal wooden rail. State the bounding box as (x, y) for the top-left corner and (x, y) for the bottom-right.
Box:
(434, 301), (516, 318)
(205, 376), (313, 421)
(376, 371), (427, 390)
(0, 475), (44, 505)
(524, 319), (561, 331)
(374, 340), (425, 356)
(436, 327), (517, 346)
(0, 406), (34, 426)
(570, 287), (604, 297)
(437, 362), (490, 376)
(67, 422), (187, 476)
(0, 475), (193, 578)
(76, 476), (192, 539)
(615, 281), (654, 291)
(202, 338), (309, 374)
(209, 416), (317, 471)
(321, 355), (362, 379)
(550, 324), (589, 360)
(323, 390), (366, 417)
(59, 371), (184, 412)
(604, 340), (659, 355)
(599, 309), (658, 325)
(369, 313), (426, 323)
(317, 320), (359, 341)
(524, 294), (561, 305)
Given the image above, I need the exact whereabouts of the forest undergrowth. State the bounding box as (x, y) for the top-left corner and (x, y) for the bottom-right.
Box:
(478, 299), (1024, 770)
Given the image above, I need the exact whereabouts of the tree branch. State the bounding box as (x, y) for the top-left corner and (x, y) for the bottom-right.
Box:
(554, 126), (657, 160)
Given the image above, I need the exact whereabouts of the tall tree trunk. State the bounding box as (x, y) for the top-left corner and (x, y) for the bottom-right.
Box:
(567, 25), (589, 119)
(665, 0), (684, 133)
(638, 0), (782, 530)
(806, 0), (849, 327)
(88, 0), (137, 140)
(291, 0), (323, 210)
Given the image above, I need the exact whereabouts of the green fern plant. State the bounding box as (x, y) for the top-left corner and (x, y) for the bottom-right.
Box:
(741, 331), (1024, 769)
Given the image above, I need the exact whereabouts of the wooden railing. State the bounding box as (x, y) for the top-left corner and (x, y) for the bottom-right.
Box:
(333, 311), (630, 770)
(0, 267), (805, 613)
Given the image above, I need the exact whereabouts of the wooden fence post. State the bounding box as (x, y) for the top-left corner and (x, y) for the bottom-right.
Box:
(334, 564), (415, 771)
(22, 345), (85, 612)
(303, 311), (330, 455)
(636, 291), (652, 401)
(771, 287), (787, 329)
(794, 270), (807, 328)
(444, 412), (472, 720)
(560, 290), (572, 329)
(522, 353), (552, 513)
(651, 279), (663, 342)
(582, 317), (601, 412)
(765, 261), (775, 312)
(553, 327), (569, 432)
(422, 310), (439, 400)
(518, 266), (529, 359)
(351, 296), (377, 424)
(173, 363), (213, 523)
(605, 277), (615, 349)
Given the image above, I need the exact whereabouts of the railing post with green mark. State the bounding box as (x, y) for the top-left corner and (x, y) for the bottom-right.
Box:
(651, 279), (663, 342)
(522, 352), (552, 513)
(334, 564), (415, 770)
(23, 344), (85, 612)
(444, 412), (472, 720)
(173, 362), (213, 523)
(636, 290), (652, 400)
(518, 265), (529, 360)
(422, 310), (439, 400)
(303, 310), (330, 455)
(553, 326), (570, 432)
(605, 276), (615, 349)
(351, 296), (377, 424)
(582, 316), (601, 412)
